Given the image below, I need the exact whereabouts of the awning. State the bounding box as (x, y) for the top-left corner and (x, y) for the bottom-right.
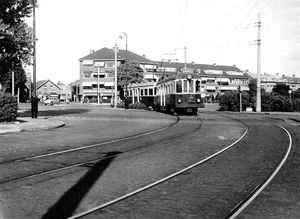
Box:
(82, 82), (93, 86)
(92, 81), (104, 85)
(205, 86), (216, 90)
(222, 87), (237, 90)
(105, 82), (114, 86)
(240, 86), (249, 91)
(216, 78), (230, 83)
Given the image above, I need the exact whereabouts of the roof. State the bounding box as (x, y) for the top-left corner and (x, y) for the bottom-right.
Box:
(37, 80), (61, 90)
(79, 47), (153, 63)
(157, 61), (243, 72)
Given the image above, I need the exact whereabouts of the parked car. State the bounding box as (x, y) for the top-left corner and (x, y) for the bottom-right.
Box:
(44, 97), (60, 105)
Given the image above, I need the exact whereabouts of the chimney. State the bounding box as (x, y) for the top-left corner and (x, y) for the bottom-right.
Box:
(293, 74), (295, 77)
(233, 64), (236, 67)
(213, 63), (216, 66)
(142, 54), (146, 58)
(90, 50), (94, 54)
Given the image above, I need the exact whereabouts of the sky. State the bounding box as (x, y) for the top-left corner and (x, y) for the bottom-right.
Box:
(25, 0), (300, 84)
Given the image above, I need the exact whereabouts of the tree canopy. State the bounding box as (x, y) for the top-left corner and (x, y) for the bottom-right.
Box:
(272, 83), (290, 96)
(117, 60), (144, 87)
(0, 0), (34, 88)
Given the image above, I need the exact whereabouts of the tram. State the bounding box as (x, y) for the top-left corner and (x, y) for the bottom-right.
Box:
(155, 73), (204, 114)
(127, 81), (157, 110)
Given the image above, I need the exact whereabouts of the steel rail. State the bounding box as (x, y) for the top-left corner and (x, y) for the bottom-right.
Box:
(67, 116), (248, 219)
(1, 116), (204, 184)
(225, 124), (292, 219)
(0, 116), (180, 164)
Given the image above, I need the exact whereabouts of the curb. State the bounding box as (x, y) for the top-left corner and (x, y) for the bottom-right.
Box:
(0, 118), (65, 134)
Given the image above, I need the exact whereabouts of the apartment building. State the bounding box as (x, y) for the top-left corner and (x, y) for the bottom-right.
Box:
(78, 47), (156, 103)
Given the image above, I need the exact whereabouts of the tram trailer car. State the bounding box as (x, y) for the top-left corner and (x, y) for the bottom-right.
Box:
(155, 73), (203, 114)
(127, 82), (157, 110)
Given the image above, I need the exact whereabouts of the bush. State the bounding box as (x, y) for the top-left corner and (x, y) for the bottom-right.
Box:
(0, 94), (18, 122)
(116, 101), (125, 108)
(129, 102), (147, 110)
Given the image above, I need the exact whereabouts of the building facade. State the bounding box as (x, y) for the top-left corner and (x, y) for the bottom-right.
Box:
(36, 80), (61, 101)
(78, 47), (156, 103)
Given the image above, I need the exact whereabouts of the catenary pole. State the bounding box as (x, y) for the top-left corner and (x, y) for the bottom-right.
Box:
(114, 43), (118, 108)
(31, 0), (38, 118)
(256, 13), (261, 112)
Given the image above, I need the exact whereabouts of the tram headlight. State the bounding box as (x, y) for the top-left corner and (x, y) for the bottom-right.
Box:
(197, 98), (201, 103)
(177, 98), (182, 103)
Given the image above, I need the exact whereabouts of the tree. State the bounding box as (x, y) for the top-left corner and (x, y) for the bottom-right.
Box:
(0, 0), (34, 90)
(117, 59), (144, 88)
(272, 84), (290, 96)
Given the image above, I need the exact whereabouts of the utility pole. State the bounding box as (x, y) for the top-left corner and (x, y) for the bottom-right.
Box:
(31, 0), (38, 118)
(256, 13), (261, 112)
(97, 64), (100, 104)
(114, 43), (118, 108)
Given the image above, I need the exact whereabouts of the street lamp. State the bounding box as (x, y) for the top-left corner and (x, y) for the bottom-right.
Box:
(119, 32), (128, 110)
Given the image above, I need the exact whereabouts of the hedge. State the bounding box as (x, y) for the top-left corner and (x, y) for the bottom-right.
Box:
(0, 94), (18, 122)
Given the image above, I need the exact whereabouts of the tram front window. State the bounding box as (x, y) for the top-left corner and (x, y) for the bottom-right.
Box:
(189, 80), (194, 93)
(183, 80), (188, 92)
(196, 80), (200, 92)
(176, 81), (182, 93)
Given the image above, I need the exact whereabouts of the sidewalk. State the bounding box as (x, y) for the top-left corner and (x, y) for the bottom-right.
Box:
(0, 117), (65, 134)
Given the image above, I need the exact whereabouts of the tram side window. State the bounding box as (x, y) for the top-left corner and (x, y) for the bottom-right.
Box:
(176, 81), (182, 93)
(149, 88), (153, 96)
(196, 80), (201, 92)
(183, 80), (188, 92)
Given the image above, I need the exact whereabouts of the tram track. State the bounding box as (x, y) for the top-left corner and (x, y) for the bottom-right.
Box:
(66, 115), (249, 219)
(0, 115), (205, 185)
(66, 114), (292, 219)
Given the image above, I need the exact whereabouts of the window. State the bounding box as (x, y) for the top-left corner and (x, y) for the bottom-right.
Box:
(183, 80), (188, 92)
(176, 80), (182, 93)
(196, 80), (201, 92)
(141, 89), (144, 96)
(149, 88), (153, 96)
(189, 80), (194, 93)
(145, 89), (148, 95)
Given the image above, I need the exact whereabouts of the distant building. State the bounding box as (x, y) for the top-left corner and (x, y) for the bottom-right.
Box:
(36, 80), (61, 100)
(247, 73), (300, 92)
(58, 84), (72, 101)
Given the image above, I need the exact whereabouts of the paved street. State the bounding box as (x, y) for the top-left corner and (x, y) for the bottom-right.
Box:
(0, 103), (299, 219)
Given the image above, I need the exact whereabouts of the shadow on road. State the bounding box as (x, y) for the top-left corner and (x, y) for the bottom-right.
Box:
(41, 151), (121, 219)
(18, 108), (90, 117)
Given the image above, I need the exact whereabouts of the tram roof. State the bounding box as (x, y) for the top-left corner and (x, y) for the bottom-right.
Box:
(157, 73), (202, 85)
(130, 81), (157, 88)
